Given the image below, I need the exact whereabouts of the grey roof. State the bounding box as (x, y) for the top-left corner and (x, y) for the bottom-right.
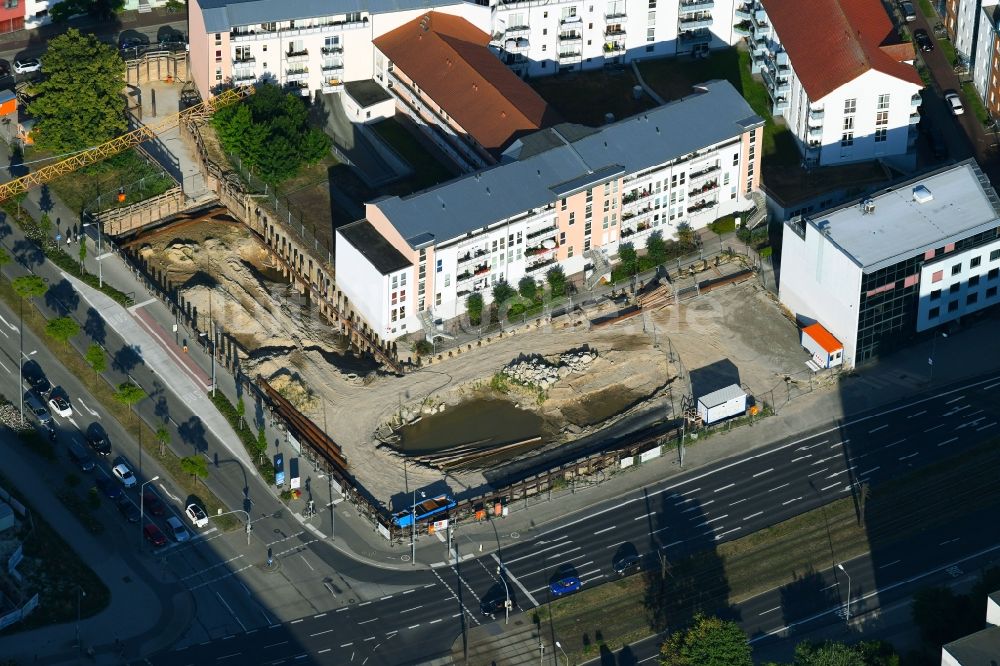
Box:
(806, 160), (1000, 272)
(375, 80), (764, 249)
(337, 220), (412, 274)
(345, 80), (393, 107)
(697, 384), (745, 407)
(943, 625), (1000, 665)
(198, 0), (465, 32)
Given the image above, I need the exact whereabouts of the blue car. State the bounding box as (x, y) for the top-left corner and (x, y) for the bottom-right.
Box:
(96, 477), (122, 500)
(549, 577), (582, 597)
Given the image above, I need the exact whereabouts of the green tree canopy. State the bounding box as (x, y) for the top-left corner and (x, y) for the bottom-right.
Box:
(618, 242), (638, 275)
(518, 276), (537, 301)
(212, 83), (329, 183)
(466, 292), (484, 325)
(30, 29), (126, 153)
(492, 279), (515, 305)
(546, 266), (567, 298)
(646, 231), (668, 265)
(13, 275), (48, 299)
(51, 0), (124, 22)
(113, 382), (146, 421)
(155, 424), (171, 456)
(659, 615), (752, 666)
(45, 316), (80, 345)
(84, 342), (106, 374)
(180, 455), (209, 485)
(676, 222), (696, 247)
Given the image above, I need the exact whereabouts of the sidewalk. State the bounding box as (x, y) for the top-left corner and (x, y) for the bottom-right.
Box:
(0, 442), (191, 665)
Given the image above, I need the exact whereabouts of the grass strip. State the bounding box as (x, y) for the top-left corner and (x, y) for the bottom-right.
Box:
(530, 439), (1000, 662)
(918, 0), (936, 19)
(209, 391), (276, 484)
(0, 276), (238, 531)
(0, 472), (110, 635)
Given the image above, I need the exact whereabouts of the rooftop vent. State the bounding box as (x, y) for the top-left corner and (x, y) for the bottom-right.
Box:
(912, 185), (934, 204)
(860, 199), (876, 215)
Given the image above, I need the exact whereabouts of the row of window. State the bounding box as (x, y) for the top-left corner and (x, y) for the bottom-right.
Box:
(930, 248), (1000, 283)
(927, 285), (998, 318)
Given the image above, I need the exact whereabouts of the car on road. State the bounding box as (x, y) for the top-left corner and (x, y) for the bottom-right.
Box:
(96, 476), (122, 500)
(159, 34), (187, 49)
(185, 503), (209, 528)
(142, 490), (166, 517)
(612, 554), (643, 577)
(47, 387), (72, 417)
(480, 596), (510, 617)
(85, 422), (111, 456)
(23, 391), (52, 426)
(67, 439), (95, 472)
(13, 58), (40, 74)
(21, 360), (49, 393)
(143, 523), (167, 547)
(117, 495), (141, 522)
(112, 462), (137, 488)
(901, 1), (916, 21)
(166, 516), (190, 542)
(549, 576), (582, 597)
(914, 29), (934, 52)
(945, 91), (965, 115)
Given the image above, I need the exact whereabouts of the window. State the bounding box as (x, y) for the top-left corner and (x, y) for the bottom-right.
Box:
(560, 231), (566, 244)
(569, 212), (575, 225)
(568, 245), (574, 258)
(990, 267), (1000, 280)
(951, 263), (962, 275)
(948, 300), (959, 312)
(877, 93), (890, 109)
(733, 153), (739, 166)
(444, 275), (451, 287)
(967, 292), (979, 305)
(988, 286), (998, 298)
(928, 306), (940, 318)
(991, 249), (1000, 261)
(930, 289), (941, 300)
(971, 256), (982, 268)
(400, 273), (406, 286)
(841, 132), (854, 147)
(843, 116), (854, 131)
(436, 259), (442, 273)
(970, 275), (980, 287)
(874, 128), (887, 143)
(646, 28), (655, 42)
(844, 98), (856, 114)
(561, 198), (567, 210)
(931, 270), (943, 283)
(875, 111), (888, 125)
(949, 283), (960, 294)
(435, 293), (442, 306)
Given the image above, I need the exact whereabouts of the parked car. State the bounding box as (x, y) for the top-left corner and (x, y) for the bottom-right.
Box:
(85, 422), (111, 456)
(901, 1), (916, 21)
(159, 34), (186, 49)
(612, 554), (643, 577)
(142, 490), (166, 517)
(945, 91), (965, 115)
(166, 516), (190, 542)
(549, 576), (582, 597)
(13, 58), (40, 74)
(117, 495), (141, 523)
(112, 462), (137, 488)
(47, 387), (72, 418)
(185, 503), (209, 528)
(0, 60), (10, 77)
(21, 360), (50, 394)
(96, 476), (122, 500)
(23, 390), (51, 426)
(914, 29), (934, 52)
(67, 439), (95, 472)
(143, 523), (167, 547)
(119, 38), (147, 50)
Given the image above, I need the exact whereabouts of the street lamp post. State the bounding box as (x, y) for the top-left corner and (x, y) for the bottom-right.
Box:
(837, 563), (852, 623)
(75, 586), (86, 650)
(555, 641), (569, 666)
(928, 331), (948, 385)
(18, 349), (36, 424)
(82, 219), (104, 288)
(139, 476), (160, 545)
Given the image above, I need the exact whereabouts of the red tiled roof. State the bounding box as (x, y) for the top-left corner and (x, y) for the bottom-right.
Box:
(802, 322), (843, 354)
(373, 12), (559, 155)
(760, 0), (923, 100)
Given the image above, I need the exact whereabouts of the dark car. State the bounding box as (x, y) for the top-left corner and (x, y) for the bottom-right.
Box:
(0, 60), (9, 77)
(914, 29), (934, 52)
(612, 554), (643, 577)
(142, 490), (166, 517)
(929, 128), (948, 160)
(143, 523), (167, 547)
(21, 360), (50, 395)
(480, 596), (511, 617)
(95, 476), (122, 500)
(117, 495), (141, 523)
(67, 439), (95, 472)
(85, 422), (111, 456)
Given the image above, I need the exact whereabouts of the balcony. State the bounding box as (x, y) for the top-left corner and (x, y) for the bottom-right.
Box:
(679, 0), (714, 12)
(808, 107), (825, 121)
(526, 225), (557, 240)
(604, 41), (626, 53)
(232, 56), (255, 67)
(679, 15), (713, 29)
(504, 36), (529, 50)
(689, 180), (718, 196)
(911, 92), (922, 107)
(233, 71), (257, 83)
(689, 163), (720, 182)
(322, 79), (344, 94)
(322, 61), (344, 74)
(526, 257), (558, 273)
(558, 52), (582, 64)
(733, 21), (751, 36)
(285, 49), (309, 64)
(559, 31), (583, 43)
(560, 14), (583, 25)
(775, 50), (789, 67)
(808, 125), (823, 138)
(734, 3), (752, 19)
(458, 248), (489, 265)
(286, 68), (309, 82)
(604, 25), (626, 38)
(751, 36), (768, 55)
(286, 81), (310, 96)
(604, 11), (627, 21)
(773, 95), (789, 111)
(524, 244), (555, 258)
(909, 112), (921, 125)
(505, 24), (530, 38)
(761, 67), (789, 94)
(687, 199), (717, 214)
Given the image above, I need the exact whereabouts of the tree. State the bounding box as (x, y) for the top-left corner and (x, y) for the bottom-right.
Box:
(12, 275), (47, 301)
(30, 29), (126, 153)
(45, 316), (80, 345)
(113, 382), (146, 422)
(546, 266), (567, 298)
(235, 397), (246, 431)
(50, 0), (124, 22)
(255, 427), (267, 464)
(791, 641), (865, 666)
(676, 222), (696, 247)
(492, 279), (515, 305)
(466, 292), (484, 325)
(38, 212), (52, 239)
(618, 242), (639, 276)
(647, 231), (668, 265)
(518, 276), (537, 301)
(0, 247), (11, 279)
(911, 586), (978, 648)
(78, 236), (87, 273)
(84, 342), (106, 375)
(180, 455), (209, 486)
(659, 615), (752, 666)
(155, 425), (170, 457)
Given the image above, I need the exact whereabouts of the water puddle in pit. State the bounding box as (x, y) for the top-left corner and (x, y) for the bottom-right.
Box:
(398, 399), (545, 457)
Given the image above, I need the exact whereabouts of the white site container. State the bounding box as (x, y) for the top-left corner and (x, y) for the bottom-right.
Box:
(697, 384), (747, 425)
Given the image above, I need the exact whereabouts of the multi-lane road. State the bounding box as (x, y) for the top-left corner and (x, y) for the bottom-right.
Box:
(153, 373), (1000, 665)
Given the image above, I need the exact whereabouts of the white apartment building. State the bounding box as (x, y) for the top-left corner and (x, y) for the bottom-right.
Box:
(188, 0), (491, 100)
(946, 0), (991, 67)
(779, 161), (1000, 368)
(747, 0), (923, 168)
(490, 0), (741, 77)
(335, 80), (763, 341)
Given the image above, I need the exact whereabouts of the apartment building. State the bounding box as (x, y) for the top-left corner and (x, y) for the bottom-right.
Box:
(946, 0), (986, 66)
(373, 12), (559, 171)
(779, 161), (1000, 368)
(490, 0), (741, 77)
(188, 0), (490, 101)
(746, 0), (923, 167)
(969, 0), (1000, 119)
(0, 0), (24, 34)
(335, 80), (763, 341)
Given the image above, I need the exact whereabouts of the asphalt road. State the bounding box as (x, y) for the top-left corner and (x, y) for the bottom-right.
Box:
(147, 372), (1000, 665)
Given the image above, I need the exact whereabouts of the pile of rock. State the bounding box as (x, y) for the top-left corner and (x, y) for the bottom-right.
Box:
(501, 350), (597, 390)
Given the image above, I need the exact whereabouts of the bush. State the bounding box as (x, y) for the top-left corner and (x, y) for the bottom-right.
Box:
(547, 266), (567, 298)
(708, 215), (737, 235)
(518, 276), (537, 300)
(466, 292), (484, 325)
(411, 339), (432, 356)
(210, 392), (276, 484)
(492, 279), (516, 305)
(646, 231), (668, 265)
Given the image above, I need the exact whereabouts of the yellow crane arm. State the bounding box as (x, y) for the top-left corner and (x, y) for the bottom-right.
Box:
(0, 86), (251, 204)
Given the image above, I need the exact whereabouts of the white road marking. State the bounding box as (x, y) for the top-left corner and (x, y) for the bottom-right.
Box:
(899, 452), (920, 461)
(682, 500), (713, 513)
(299, 555), (314, 571)
(0, 314), (16, 331)
(807, 468), (829, 477)
(215, 592), (246, 632)
(743, 511), (764, 521)
(885, 438), (906, 448)
(945, 395), (965, 404)
(492, 553), (539, 608)
(859, 466), (881, 477)
(310, 629), (334, 637)
(0, 360), (9, 374)
(400, 606), (423, 614)
(819, 482), (840, 491)
(868, 424), (888, 433)
(790, 455), (811, 463)
(357, 619), (377, 625)
(714, 483), (736, 492)
(769, 483), (790, 492)
(781, 497), (802, 506)
(759, 606), (781, 615)
(714, 527), (741, 540)
(982, 382), (1000, 390)
(924, 423), (945, 432)
(753, 468), (774, 478)
(937, 438), (958, 447)
(76, 397), (99, 417)
(127, 297), (158, 311)
(545, 547), (582, 560)
(907, 410), (927, 419)
(940, 538), (960, 546)
(593, 525), (616, 535)
(430, 618), (443, 624)
(977, 422), (997, 431)
(729, 498), (748, 506)
(504, 541), (574, 564)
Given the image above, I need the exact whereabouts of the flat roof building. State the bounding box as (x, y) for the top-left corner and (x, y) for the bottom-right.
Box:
(779, 160), (1000, 367)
